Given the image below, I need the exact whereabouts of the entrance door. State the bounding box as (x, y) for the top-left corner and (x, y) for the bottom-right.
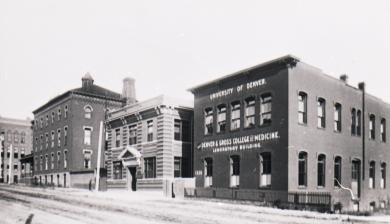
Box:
(128, 167), (137, 191)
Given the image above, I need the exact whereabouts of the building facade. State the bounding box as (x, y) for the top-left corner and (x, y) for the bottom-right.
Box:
(32, 74), (124, 188)
(189, 55), (390, 212)
(0, 116), (33, 184)
(105, 95), (193, 190)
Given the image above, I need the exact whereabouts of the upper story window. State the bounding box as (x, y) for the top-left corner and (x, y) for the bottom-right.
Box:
(357, 110), (362, 136)
(369, 161), (376, 189)
(317, 98), (326, 128)
(369, 114), (376, 140)
(244, 97), (255, 128)
(57, 151), (61, 167)
(204, 107), (213, 135)
(84, 127), (92, 145)
(45, 133), (49, 149)
(147, 120), (154, 142)
(260, 93), (272, 126)
(84, 105), (93, 119)
(51, 131), (55, 148)
(317, 154), (326, 187)
(381, 163), (386, 189)
(40, 135), (43, 150)
(128, 125), (137, 145)
(13, 131), (19, 143)
(217, 105), (226, 133)
(115, 129), (121, 147)
(64, 105), (68, 118)
(174, 120), (191, 142)
(381, 118), (386, 142)
(351, 108), (356, 135)
(298, 151), (307, 187)
(230, 101), (241, 131)
(40, 118), (43, 129)
(20, 132), (25, 144)
(64, 126), (68, 146)
(57, 129), (61, 147)
(298, 92), (307, 124)
(46, 115), (49, 127)
(58, 108), (62, 121)
(334, 103), (342, 132)
(51, 112), (55, 123)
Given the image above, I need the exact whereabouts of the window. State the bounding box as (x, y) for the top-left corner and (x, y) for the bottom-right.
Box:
(334, 103), (342, 132)
(298, 152), (307, 187)
(64, 150), (68, 169)
(115, 129), (121, 147)
(64, 105), (68, 118)
(357, 110), (362, 136)
(230, 155), (240, 187)
(21, 132), (25, 144)
(381, 118), (386, 142)
(51, 131), (55, 148)
(14, 131), (19, 143)
(40, 135), (43, 150)
(84, 105), (93, 119)
(45, 133), (49, 149)
(84, 127), (92, 145)
(369, 161), (375, 189)
(174, 120), (191, 142)
(57, 129), (61, 147)
(51, 153), (54, 169)
(57, 151), (61, 167)
(260, 93), (272, 126)
(334, 156), (342, 187)
(245, 97), (255, 128)
(113, 161), (123, 179)
(40, 156), (43, 171)
(230, 101), (241, 131)
(40, 118), (43, 128)
(317, 154), (326, 187)
(83, 150), (92, 169)
(351, 160), (361, 197)
(64, 126), (68, 146)
(46, 115), (49, 126)
(351, 108), (356, 135)
(45, 154), (48, 170)
(260, 152), (271, 187)
(204, 158), (213, 187)
(147, 120), (153, 142)
(369, 114), (376, 140)
(174, 120), (181, 140)
(381, 163), (386, 189)
(128, 125), (137, 145)
(217, 105), (226, 133)
(51, 112), (55, 123)
(58, 108), (62, 120)
(181, 120), (191, 142)
(298, 92), (307, 124)
(204, 107), (213, 135)
(317, 98), (326, 128)
(174, 157), (181, 177)
(144, 157), (156, 178)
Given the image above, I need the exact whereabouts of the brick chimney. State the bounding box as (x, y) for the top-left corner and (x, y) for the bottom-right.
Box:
(122, 77), (136, 105)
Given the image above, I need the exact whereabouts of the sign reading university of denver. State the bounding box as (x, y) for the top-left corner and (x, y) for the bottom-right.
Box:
(209, 78), (266, 100)
(199, 131), (279, 153)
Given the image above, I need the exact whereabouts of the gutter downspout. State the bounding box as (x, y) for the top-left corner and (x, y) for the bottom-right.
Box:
(358, 82), (366, 200)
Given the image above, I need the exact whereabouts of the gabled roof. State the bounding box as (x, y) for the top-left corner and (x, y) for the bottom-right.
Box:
(118, 146), (141, 159)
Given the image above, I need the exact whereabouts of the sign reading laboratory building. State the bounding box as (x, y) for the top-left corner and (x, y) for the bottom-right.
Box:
(198, 131), (279, 153)
(209, 78), (266, 100)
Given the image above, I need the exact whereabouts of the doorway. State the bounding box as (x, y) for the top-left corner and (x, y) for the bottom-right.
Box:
(128, 167), (137, 191)
(352, 159), (361, 198)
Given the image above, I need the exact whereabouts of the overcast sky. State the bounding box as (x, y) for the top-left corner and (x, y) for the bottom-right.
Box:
(1, 0), (390, 120)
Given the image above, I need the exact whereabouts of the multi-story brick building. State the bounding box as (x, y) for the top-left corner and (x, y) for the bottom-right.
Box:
(32, 74), (124, 188)
(105, 95), (193, 191)
(0, 116), (33, 184)
(188, 55), (390, 212)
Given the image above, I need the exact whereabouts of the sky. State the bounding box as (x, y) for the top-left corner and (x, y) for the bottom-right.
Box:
(1, 0), (390, 120)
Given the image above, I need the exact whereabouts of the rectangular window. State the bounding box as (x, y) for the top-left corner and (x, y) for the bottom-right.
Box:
(204, 158), (213, 187)
(260, 93), (272, 126)
(245, 97), (255, 128)
(83, 150), (92, 169)
(128, 125), (137, 145)
(174, 120), (181, 141)
(317, 98), (325, 128)
(147, 121), (153, 142)
(174, 157), (181, 177)
(230, 101), (241, 131)
(298, 92), (307, 124)
(84, 128), (92, 145)
(351, 109), (356, 135)
(144, 157), (156, 178)
(369, 115), (375, 140)
(381, 118), (386, 142)
(230, 155), (240, 187)
(217, 105), (226, 133)
(173, 120), (191, 142)
(113, 161), (123, 179)
(260, 153), (271, 187)
(204, 108), (213, 135)
(114, 129), (120, 147)
(334, 103), (342, 132)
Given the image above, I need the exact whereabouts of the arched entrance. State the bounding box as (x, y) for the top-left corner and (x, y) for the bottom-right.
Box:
(118, 146), (141, 191)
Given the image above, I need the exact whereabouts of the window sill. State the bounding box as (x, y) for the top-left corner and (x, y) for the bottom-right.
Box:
(298, 123), (308, 127)
(334, 130), (342, 134)
(317, 127), (326, 130)
(298, 185), (307, 189)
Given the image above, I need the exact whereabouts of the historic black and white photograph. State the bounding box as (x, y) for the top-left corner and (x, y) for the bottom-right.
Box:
(1, 0), (390, 223)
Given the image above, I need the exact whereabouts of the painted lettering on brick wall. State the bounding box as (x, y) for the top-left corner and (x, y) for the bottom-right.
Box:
(209, 78), (266, 100)
(198, 131), (279, 153)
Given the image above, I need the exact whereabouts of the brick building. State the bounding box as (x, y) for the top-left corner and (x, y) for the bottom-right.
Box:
(105, 95), (193, 190)
(32, 74), (124, 188)
(0, 116), (33, 184)
(188, 55), (390, 212)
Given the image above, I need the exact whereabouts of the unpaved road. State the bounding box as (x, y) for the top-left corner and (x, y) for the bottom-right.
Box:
(0, 184), (388, 224)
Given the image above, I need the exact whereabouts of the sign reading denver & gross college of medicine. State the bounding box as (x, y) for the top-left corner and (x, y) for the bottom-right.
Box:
(209, 78), (266, 100)
(198, 131), (279, 153)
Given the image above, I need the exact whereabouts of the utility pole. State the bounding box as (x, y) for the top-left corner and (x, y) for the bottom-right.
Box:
(95, 121), (103, 191)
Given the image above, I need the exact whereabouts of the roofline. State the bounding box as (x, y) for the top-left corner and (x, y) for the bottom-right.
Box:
(187, 54), (300, 92)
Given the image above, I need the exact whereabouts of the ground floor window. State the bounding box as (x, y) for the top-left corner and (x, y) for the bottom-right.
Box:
(334, 156), (342, 187)
(369, 161), (375, 189)
(174, 157), (181, 177)
(144, 157), (156, 178)
(113, 161), (123, 180)
(317, 154), (326, 187)
(259, 152), (271, 187)
(204, 158), (213, 187)
(298, 152), (307, 187)
(381, 163), (386, 189)
(230, 155), (240, 187)
(83, 150), (92, 169)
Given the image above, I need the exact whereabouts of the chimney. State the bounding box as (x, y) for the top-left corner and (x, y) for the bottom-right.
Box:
(82, 73), (94, 89)
(340, 74), (348, 83)
(122, 77), (136, 105)
(358, 82), (365, 91)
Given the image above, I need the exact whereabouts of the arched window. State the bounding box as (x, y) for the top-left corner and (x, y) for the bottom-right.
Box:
(369, 161), (376, 189)
(204, 158), (213, 187)
(381, 118), (386, 142)
(298, 92), (307, 124)
(259, 152), (271, 187)
(317, 98), (326, 128)
(84, 105), (93, 119)
(298, 152), (307, 187)
(317, 154), (326, 187)
(357, 110), (362, 136)
(381, 163), (386, 189)
(351, 108), (356, 135)
(334, 103), (342, 132)
(369, 114), (376, 140)
(334, 156), (342, 187)
(230, 155), (240, 187)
